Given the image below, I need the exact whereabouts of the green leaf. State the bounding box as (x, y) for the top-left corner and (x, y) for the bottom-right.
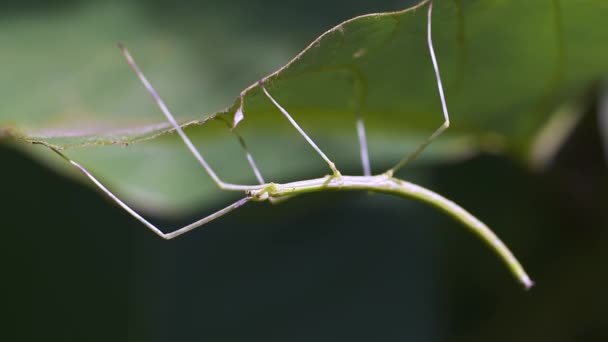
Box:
(1, 0), (607, 214)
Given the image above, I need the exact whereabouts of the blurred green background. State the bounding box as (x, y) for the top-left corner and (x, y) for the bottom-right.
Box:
(1, 0), (607, 341)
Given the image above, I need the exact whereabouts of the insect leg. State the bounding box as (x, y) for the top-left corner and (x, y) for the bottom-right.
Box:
(45, 145), (250, 240)
(356, 112), (372, 176)
(216, 116), (266, 185)
(233, 129), (266, 184)
(118, 44), (259, 191)
(349, 65), (372, 176)
(387, 0), (450, 176)
(260, 82), (341, 177)
(225, 117), (296, 205)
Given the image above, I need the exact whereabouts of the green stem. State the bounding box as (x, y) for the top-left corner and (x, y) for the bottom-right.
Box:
(251, 174), (533, 290)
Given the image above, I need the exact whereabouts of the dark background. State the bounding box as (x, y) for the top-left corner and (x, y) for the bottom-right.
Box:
(3, 106), (607, 341)
(2, 0), (607, 341)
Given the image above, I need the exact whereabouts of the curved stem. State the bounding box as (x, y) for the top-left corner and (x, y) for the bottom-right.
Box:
(252, 174), (533, 289)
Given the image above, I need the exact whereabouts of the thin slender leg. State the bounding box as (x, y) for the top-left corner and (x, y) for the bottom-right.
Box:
(234, 131), (266, 184)
(118, 44), (259, 191)
(228, 117), (293, 204)
(356, 113), (372, 176)
(387, 0), (450, 176)
(46, 145), (250, 240)
(215, 116), (266, 184)
(260, 82), (341, 177)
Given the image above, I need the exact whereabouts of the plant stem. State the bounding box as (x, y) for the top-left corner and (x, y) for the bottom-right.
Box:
(250, 174), (534, 289)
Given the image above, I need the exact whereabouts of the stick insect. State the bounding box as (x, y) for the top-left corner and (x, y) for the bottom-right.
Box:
(44, 0), (533, 289)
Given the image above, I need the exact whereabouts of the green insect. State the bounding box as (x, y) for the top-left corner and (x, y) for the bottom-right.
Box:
(46, 0), (533, 289)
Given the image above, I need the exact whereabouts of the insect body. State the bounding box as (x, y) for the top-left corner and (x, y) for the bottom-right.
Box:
(46, 0), (533, 289)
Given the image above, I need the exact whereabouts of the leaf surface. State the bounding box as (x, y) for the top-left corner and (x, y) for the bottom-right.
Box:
(1, 0), (606, 214)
